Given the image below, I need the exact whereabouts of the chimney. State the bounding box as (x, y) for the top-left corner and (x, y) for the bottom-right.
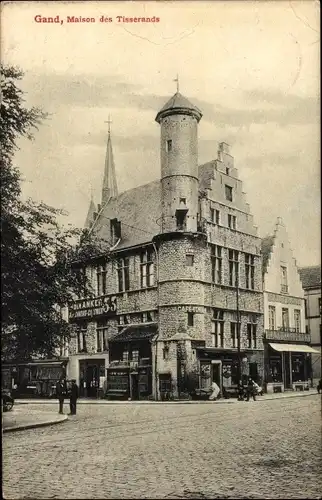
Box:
(219, 142), (231, 155)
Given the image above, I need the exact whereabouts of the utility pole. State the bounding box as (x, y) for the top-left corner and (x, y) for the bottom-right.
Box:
(236, 267), (241, 386)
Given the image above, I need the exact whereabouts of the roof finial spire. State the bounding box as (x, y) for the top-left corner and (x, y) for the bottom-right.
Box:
(101, 116), (118, 205)
(90, 182), (94, 201)
(105, 115), (112, 136)
(173, 74), (179, 93)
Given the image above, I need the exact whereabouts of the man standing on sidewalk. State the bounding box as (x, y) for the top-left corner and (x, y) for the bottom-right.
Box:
(56, 376), (67, 414)
(246, 377), (256, 402)
(69, 380), (79, 416)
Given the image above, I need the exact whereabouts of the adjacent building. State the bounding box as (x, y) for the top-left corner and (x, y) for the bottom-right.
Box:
(67, 91), (264, 399)
(261, 219), (318, 393)
(298, 266), (321, 386)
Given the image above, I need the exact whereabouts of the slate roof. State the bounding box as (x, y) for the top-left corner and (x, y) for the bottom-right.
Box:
(155, 92), (202, 123)
(110, 324), (157, 343)
(298, 266), (321, 289)
(261, 235), (275, 275)
(92, 180), (161, 250)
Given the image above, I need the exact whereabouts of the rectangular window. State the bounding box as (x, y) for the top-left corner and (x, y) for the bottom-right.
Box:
(77, 325), (87, 353)
(141, 311), (155, 323)
(96, 264), (107, 296)
(230, 322), (237, 348)
(210, 208), (220, 224)
(245, 254), (255, 290)
(211, 245), (222, 284)
(122, 351), (129, 362)
(117, 257), (130, 292)
(176, 211), (187, 231)
(118, 314), (130, 326)
(294, 309), (301, 332)
(166, 139), (172, 152)
(187, 312), (194, 327)
(225, 184), (233, 201)
(140, 249), (155, 288)
(132, 350), (139, 363)
(96, 320), (108, 352)
(228, 214), (237, 230)
(186, 254), (194, 266)
(229, 249), (239, 286)
(247, 323), (257, 349)
(282, 308), (289, 329)
(268, 305), (276, 330)
(281, 266), (288, 293)
(211, 309), (224, 348)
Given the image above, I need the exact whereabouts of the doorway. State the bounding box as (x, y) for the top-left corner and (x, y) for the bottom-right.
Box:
(79, 360), (105, 398)
(284, 352), (291, 389)
(130, 374), (139, 400)
(211, 361), (222, 389)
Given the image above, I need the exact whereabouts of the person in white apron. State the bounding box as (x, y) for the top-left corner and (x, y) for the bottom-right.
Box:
(209, 381), (220, 400)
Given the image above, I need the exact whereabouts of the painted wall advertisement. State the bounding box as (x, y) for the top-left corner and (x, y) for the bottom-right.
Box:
(69, 296), (117, 320)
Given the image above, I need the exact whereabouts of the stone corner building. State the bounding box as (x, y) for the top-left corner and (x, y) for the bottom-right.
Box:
(67, 91), (264, 399)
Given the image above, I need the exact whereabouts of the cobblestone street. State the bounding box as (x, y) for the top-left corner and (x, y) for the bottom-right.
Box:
(3, 395), (321, 499)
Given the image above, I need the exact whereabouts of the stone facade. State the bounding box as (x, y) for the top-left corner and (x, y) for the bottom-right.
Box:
(67, 91), (264, 399)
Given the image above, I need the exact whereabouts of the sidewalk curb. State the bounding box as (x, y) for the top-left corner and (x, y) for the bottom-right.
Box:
(3, 414), (68, 433)
(14, 392), (319, 405)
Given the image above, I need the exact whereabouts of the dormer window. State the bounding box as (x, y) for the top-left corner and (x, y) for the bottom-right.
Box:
(166, 140), (172, 152)
(110, 218), (121, 244)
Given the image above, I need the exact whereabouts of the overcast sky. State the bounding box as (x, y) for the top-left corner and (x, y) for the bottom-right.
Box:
(2, 1), (320, 266)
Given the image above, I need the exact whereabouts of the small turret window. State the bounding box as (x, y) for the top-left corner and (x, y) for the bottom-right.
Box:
(166, 139), (172, 152)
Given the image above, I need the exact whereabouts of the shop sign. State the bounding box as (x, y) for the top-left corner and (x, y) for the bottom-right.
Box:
(177, 305), (201, 313)
(69, 295), (117, 320)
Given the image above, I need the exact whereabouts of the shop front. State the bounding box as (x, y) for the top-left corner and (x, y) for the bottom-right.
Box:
(196, 348), (250, 396)
(2, 360), (68, 398)
(106, 324), (156, 400)
(265, 343), (318, 393)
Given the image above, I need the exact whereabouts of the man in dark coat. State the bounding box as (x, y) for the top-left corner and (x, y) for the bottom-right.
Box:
(246, 377), (256, 401)
(69, 380), (79, 415)
(56, 377), (67, 414)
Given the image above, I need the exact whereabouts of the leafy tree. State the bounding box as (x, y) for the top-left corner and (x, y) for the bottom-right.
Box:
(1, 65), (107, 361)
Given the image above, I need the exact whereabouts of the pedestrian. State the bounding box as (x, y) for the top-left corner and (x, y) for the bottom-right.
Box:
(246, 377), (256, 402)
(56, 376), (67, 414)
(209, 381), (220, 401)
(317, 379), (322, 394)
(237, 380), (245, 401)
(69, 379), (79, 415)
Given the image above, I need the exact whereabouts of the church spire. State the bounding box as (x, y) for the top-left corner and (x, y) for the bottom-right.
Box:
(102, 117), (118, 205)
(84, 195), (97, 229)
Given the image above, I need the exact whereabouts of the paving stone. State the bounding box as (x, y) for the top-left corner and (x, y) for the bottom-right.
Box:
(3, 395), (321, 499)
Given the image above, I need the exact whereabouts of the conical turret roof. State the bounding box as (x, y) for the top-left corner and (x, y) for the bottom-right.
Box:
(155, 92), (202, 123)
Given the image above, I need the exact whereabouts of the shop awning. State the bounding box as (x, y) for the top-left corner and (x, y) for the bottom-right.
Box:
(110, 323), (157, 343)
(269, 343), (320, 353)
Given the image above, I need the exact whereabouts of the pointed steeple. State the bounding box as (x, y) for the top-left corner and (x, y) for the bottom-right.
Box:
(102, 117), (118, 205)
(84, 195), (97, 229)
